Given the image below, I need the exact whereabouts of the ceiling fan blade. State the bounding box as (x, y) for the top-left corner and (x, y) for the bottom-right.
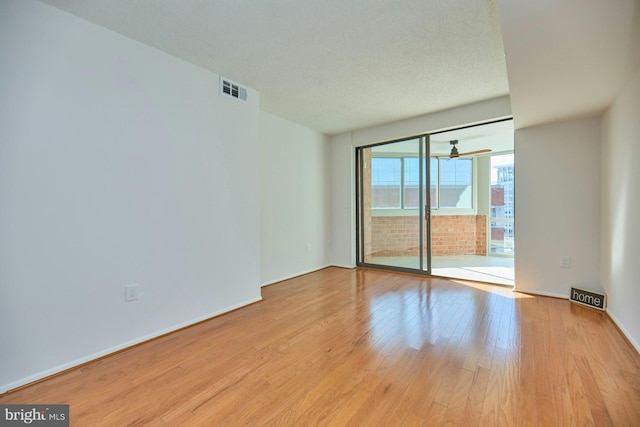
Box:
(456, 149), (492, 157)
(431, 148), (492, 158)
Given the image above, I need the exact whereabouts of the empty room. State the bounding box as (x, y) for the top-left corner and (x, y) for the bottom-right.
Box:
(1, 0), (639, 425)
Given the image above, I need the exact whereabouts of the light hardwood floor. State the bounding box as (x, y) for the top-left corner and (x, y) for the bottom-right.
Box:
(2, 267), (639, 425)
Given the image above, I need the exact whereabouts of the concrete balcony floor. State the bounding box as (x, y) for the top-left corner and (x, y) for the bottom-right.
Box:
(370, 254), (514, 286)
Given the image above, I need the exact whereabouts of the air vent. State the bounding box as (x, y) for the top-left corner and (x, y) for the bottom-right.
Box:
(221, 77), (248, 102)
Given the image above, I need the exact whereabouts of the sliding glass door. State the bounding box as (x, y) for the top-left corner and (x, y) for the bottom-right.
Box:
(356, 136), (431, 274)
(356, 119), (515, 285)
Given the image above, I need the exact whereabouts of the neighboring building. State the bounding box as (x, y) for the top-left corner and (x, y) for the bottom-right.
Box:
(491, 163), (514, 254)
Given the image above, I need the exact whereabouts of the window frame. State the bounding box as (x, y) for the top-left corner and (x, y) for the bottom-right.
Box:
(371, 154), (477, 216)
(433, 156), (476, 215)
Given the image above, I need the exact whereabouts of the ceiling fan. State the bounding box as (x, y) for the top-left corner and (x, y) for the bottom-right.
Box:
(433, 140), (491, 158)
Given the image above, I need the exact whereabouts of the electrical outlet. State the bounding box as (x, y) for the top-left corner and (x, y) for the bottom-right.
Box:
(125, 284), (138, 302)
(306, 243), (311, 253)
(560, 256), (571, 268)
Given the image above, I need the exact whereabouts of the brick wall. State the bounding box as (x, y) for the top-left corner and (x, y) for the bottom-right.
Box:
(431, 215), (487, 256)
(370, 215), (487, 257)
(475, 215), (487, 255)
(370, 216), (422, 257)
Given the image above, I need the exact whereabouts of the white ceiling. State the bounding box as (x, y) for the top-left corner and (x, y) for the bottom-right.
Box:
(38, 0), (510, 135)
(38, 0), (639, 135)
(498, 0), (640, 129)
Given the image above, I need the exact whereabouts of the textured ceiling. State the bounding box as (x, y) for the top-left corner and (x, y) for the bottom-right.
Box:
(38, 0), (510, 135)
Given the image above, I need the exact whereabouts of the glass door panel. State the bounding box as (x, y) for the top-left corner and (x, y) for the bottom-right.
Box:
(428, 120), (515, 286)
(357, 137), (430, 273)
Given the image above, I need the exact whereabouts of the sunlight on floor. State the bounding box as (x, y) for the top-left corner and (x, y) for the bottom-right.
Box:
(432, 255), (514, 286)
(371, 254), (515, 287)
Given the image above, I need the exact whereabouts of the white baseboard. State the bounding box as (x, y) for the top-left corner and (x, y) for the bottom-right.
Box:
(330, 264), (356, 269)
(606, 309), (640, 355)
(260, 265), (332, 287)
(0, 296), (262, 394)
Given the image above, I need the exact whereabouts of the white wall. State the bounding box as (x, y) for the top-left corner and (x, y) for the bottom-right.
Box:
(260, 112), (331, 285)
(350, 96), (512, 147)
(0, 0), (261, 392)
(476, 157), (492, 216)
(329, 97), (512, 267)
(601, 69), (640, 352)
(329, 133), (356, 268)
(514, 117), (601, 297)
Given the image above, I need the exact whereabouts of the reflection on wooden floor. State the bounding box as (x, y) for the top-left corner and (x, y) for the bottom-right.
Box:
(2, 267), (638, 425)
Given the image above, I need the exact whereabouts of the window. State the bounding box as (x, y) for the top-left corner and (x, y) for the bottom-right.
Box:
(403, 157), (421, 208)
(371, 158), (401, 208)
(437, 158), (472, 209)
(371, 156), (473, 210)
(490, 154), (515, 254)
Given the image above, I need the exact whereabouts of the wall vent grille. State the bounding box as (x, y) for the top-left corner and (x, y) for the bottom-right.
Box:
(221, 77), (247, 101)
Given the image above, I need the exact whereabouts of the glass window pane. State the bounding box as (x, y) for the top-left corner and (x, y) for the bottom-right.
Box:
(403, 157), (435, 209)
(490, 220), (515, 255)
(430, 158), (438, 208)
(372, 158), (401, 208)
(439, 158), (472, 208)
(403, 157), (420, 208)
(490, 154), (514, 219)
